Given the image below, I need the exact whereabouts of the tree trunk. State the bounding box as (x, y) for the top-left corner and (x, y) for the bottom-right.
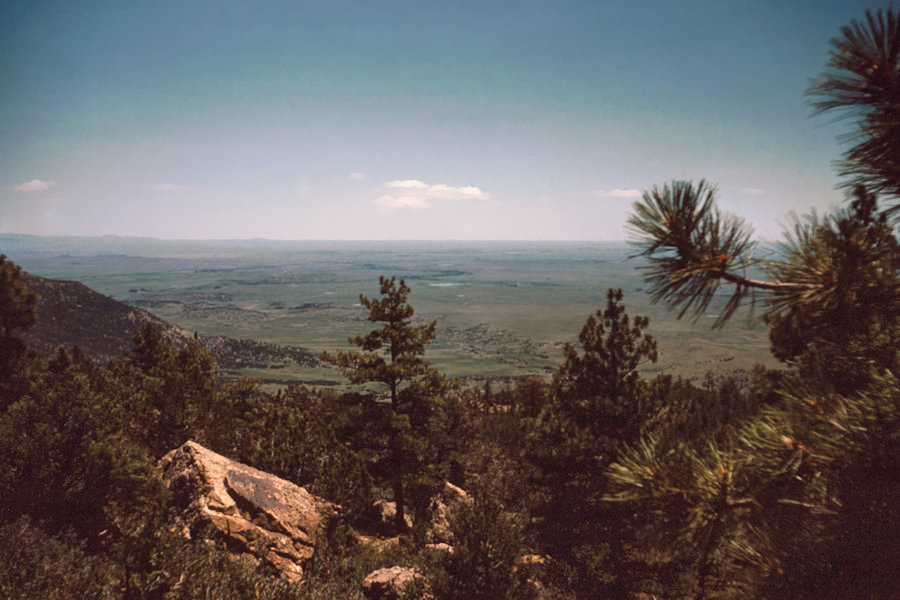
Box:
(393, 478), (408, 533)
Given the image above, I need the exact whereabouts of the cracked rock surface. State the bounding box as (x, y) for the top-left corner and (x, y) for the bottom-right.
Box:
(159, 441), (340, 582)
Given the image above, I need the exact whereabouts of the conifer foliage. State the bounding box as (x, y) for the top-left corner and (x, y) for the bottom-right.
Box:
(808, 8), (900, 204)
(321, 276), (443, 532)
(0, 255), (40, 409)
(322, 276), (437, 407)
(524, 289), (658, 597)
(609, 10), (900, 597)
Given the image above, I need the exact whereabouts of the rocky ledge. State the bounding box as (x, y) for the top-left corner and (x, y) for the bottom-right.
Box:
(158, 441), (340, 583)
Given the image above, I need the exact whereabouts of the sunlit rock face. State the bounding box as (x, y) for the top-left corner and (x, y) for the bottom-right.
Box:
(158, 440), (340, 583)
(361, 566), (429, 600)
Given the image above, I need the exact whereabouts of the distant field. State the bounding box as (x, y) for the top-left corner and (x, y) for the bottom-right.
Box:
(3, 236), (780, 385)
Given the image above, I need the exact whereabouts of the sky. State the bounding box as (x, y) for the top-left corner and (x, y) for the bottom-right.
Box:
(0, 0), (891, 241)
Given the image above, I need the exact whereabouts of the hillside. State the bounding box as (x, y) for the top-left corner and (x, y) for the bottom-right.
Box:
(20, 272), (320, 369)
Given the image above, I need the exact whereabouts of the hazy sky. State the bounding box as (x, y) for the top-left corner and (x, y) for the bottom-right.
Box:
(1, 1), (889, 241)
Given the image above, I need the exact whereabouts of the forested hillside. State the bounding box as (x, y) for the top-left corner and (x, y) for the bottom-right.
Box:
(1, 9), (898, 599)
(19, 272), (320, 370)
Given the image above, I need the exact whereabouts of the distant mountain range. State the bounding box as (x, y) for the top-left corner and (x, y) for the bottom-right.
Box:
(20, 272), (320, 370)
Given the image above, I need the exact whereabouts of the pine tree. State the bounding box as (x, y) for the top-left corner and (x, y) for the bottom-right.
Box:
(109, 324), (217, 458)
(807, 8), (900, 205)
(321, 276), (441, 531)
(524, 289), (658, 597)
(620, 182), (898, 598)
(0, 256), (40, 410)
(608, 11), (900, 596)
(606, 11), (900, 599)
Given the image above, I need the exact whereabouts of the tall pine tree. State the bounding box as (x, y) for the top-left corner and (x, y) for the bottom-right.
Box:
(321, 276), (442, 531)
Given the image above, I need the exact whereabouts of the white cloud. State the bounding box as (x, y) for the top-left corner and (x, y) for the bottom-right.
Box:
(386, 179), (430, 190)
(591, 188), (641, 198)
(145, 183), (188, 191)
(349, 172), (366, 181)
(375, 179), (489, 210)
(427, 184), (488, 200)
(13, 179), (57, 192)
(741, 187), (766, 195)
(374, 194), (430, 210)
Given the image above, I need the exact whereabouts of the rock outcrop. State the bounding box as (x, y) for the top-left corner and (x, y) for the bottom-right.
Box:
(158, 441), (340, 583)
(424, 482), (470, 545)
(372, 499), (413, 533)
(361, 566), (429, 600)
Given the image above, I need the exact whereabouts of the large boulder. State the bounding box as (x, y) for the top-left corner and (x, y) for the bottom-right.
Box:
(158, 441), (340, 583)
(361, 566), (429, 600)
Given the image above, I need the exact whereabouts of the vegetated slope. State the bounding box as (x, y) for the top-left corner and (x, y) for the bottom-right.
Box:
(20, 272), (319, 369)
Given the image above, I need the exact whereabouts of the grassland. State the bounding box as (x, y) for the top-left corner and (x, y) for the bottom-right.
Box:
(3, 236), (780, 386)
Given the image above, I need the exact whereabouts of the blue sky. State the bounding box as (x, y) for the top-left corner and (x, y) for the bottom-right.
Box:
(0, 0), (890, 240)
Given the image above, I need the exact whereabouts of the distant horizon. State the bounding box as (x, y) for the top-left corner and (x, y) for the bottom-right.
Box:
(2, 229), (802, 246)
(1, 231), (632, 244)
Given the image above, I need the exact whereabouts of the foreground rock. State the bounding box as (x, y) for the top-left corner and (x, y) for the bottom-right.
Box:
(361, 566), (429, 600)
(158, 441), (340, 583)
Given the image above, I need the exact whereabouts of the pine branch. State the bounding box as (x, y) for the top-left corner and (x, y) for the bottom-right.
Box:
(806, 8), (900, 202)
(627, 180), (811, 327)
